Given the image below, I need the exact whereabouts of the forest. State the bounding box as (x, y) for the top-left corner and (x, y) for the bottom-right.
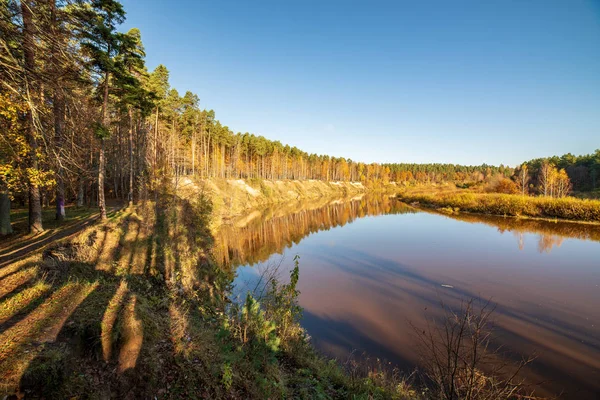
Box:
(3, 0), (598, 235)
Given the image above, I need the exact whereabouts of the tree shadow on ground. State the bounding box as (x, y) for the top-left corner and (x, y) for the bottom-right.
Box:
(3, 194), (223, 398)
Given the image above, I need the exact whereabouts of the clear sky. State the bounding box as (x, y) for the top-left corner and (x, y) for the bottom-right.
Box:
(120, 0), (600, 166)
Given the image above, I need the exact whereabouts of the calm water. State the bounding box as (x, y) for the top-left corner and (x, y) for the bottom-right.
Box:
(215, 196), (600, 399)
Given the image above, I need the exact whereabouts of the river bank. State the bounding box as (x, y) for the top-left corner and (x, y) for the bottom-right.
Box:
(397, 190), (600, 223)
(175, 177), (399, 229)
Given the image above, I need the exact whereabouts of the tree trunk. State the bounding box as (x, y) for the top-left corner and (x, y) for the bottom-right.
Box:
(21, 0), (43, 233)
(54, 89), (66, 220)
(99, 139), (106, 217)
(192, 128), (195, 176)
(128, 108), (134, 206)
(0, 193), (12, 235)
(50, 0), (66, 221)
(78, 179), (85, 207)
(98, 71), (109, 220)
(154, 106), (159, 170)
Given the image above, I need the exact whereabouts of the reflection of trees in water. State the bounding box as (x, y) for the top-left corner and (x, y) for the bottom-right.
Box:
(214, 196), (416, 268)
(514, 231), (524, 251)
(536, 234), (564, 253)
(512, 231), (565, 253)
(216, 198), (599, 265)
(435, 209), (600, 253)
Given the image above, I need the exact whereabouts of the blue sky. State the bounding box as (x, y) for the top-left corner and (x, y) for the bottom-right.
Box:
(120, 0), (600, 166)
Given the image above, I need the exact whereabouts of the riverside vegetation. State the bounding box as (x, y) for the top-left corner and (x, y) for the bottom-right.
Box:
(398, 190), (600, 223)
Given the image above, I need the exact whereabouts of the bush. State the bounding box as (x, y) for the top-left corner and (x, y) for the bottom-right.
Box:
(414, 299), (535, 400)
(485, 175), (518, 194)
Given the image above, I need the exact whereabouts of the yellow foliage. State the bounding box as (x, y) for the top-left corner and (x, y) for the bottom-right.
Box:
(1, 92), (55, 193)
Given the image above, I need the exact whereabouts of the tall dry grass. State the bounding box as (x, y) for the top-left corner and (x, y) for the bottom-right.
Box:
(399, 191), (600, 222)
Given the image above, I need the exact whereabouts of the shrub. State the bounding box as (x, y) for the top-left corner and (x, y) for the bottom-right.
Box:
(413, 299), (535, 400)
(485, 174), (518, 194)
(494, 179), (519, 194)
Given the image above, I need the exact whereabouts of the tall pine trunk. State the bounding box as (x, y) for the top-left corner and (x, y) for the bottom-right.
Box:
(22, 0), (43, 233)
(128, 108), (134, 206)
(50, 0), (66, 221)
(192, 121), (195, 176)
(54, 91), (66, 220)
(98, 71), (109, 220)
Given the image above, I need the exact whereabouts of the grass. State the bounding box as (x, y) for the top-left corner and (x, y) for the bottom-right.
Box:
(6, 205), (99, 234)
(398, 190), (600, 223)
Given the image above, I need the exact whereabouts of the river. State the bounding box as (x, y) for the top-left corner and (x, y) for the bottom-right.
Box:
(214, 195), (600, 399)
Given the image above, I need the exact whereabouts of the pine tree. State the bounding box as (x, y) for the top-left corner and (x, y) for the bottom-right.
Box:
(75, 0), (127, 219)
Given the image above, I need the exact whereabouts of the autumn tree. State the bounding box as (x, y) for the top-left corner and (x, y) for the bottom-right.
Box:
(20, 0), (44, 232)
(515, 163), (529, 196)
(554, 168), (572, 198)
(538, 160), (553, 197)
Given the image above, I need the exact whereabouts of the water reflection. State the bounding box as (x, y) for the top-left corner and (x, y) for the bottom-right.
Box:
(214, 195), (416, 268)
(434, 210), (600, 253)
(215, 197), (600, 399)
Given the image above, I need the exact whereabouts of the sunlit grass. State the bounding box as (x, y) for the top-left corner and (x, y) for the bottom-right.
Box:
(0, 282), (96, 391)
(0, 266), (39, 299)
(101, 280), (128, 362)
(117, 294), (143, 373)
(0, 279), (51, 324)
(399, 191), (600, 222)
(7, 206), (98, 234)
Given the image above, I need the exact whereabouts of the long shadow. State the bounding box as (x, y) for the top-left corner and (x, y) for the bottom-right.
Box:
(0, 284), (52, 334)
(125, 221), (142, 274)
(109, 217), (131, 274)
(0, 227), (113, 338)
(93, 228), (108, 264)
(0, 260), (39, 281)
(10, 194), (223, 398)
(18, 267), (121, 397)
(0, 230), (54, 254)
(0, 265), (39, 302)
(143, 231), (155, 277)
(0, 213), (100, 268)
(16, 208), (161, 397)
(153, 205), (167, 281)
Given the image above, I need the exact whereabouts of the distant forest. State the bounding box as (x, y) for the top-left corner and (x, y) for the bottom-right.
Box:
(1, 0), (598, 234)
(385, 150), (600, 193)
